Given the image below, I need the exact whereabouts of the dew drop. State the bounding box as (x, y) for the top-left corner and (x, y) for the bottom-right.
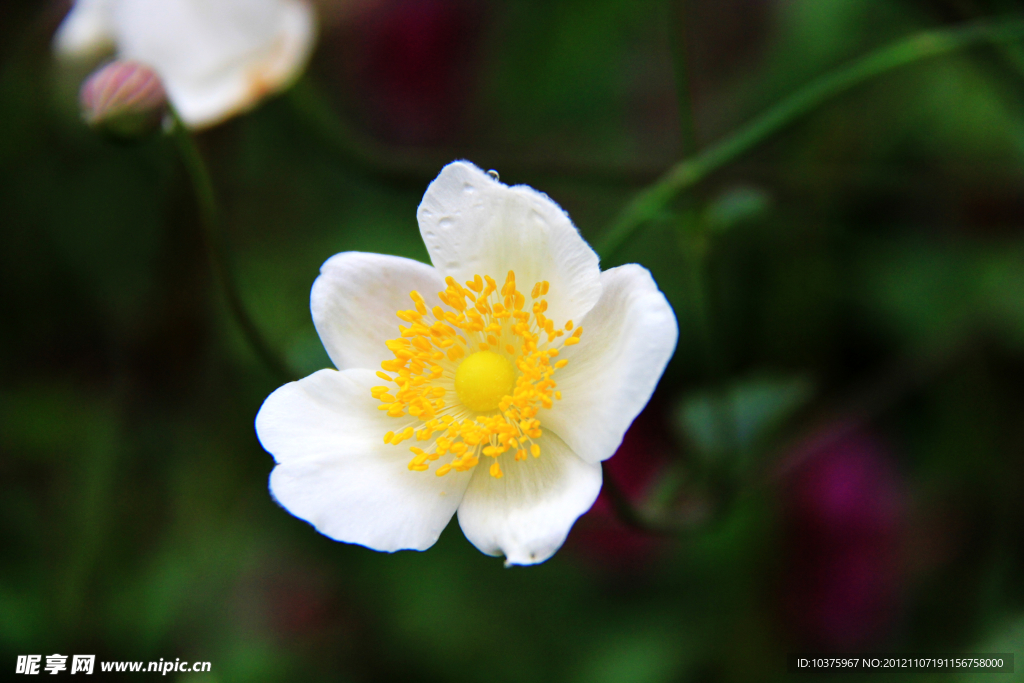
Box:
(439, 217), (454, 230)
(487, 169), (500, 181)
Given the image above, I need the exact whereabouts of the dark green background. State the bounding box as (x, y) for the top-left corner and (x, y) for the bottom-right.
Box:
(2, 0), (1024, 680)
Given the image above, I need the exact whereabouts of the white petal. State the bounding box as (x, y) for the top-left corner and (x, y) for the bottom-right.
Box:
(112, 0), (316, 128)
(311, 252), (446, 371)
(417, 161), (603, 327)
(542, 264), (678, 463)
(54, 0), (117, 60)
(256, 368), (472, 551)
(456, 433), (602, 566)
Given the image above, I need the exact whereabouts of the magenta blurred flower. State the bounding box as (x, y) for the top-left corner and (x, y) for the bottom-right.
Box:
(780, 429), (905, 649)
(345, 0), (481, 143)
(80, 60), (167, 137)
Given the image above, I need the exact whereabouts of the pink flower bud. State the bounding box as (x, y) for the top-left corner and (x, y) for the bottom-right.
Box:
(80, 60), (167, 138)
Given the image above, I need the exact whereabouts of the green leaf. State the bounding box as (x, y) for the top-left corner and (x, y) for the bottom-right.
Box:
(958, 616), (1024, 683)
(700, 185), (772, 234)
(674, 376), (814, 463)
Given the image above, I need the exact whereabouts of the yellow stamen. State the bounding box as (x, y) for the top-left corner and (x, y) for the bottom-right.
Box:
(373, 272), (580, 478)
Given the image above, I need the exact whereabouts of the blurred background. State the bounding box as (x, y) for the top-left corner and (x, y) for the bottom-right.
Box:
(3, 0), (1024, 680)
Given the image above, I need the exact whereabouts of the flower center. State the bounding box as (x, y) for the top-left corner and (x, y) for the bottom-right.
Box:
(372, 270), (584, 479)
(454, 351), (515, 412)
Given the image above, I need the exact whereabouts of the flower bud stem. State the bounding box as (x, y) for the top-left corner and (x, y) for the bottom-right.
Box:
(598, 18), (1024, 261)
(169, 112), (295, 383)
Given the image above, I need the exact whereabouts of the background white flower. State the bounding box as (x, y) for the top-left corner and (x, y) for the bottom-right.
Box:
(54, 0), (317, 129)
(256, 161), (678, 565)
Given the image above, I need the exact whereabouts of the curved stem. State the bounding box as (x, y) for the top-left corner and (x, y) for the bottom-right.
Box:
(170, 114), (295, 383)
(602, 462), (698, 536)
(597, 18), (1024, 261)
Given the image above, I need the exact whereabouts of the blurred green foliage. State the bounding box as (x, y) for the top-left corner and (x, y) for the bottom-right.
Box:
(3, 0), (1024, 681)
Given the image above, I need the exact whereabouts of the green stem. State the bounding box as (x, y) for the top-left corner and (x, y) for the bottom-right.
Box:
(932, 1), (1024, 80)
(170, 114), (295, 383)
(687, 235), (737, 453)
(669, 0), (698, 157)
(681, 234), (717, 377)
(597, 18), (1024, 261)
(602, 462), (698, 535)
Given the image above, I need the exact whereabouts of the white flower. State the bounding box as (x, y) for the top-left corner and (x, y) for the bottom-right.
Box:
(256, 161), (678, 566)
(54, 0), (316, 129)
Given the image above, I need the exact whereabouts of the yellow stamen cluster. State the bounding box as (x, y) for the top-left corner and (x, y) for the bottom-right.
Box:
(373, 270), (584, 478)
